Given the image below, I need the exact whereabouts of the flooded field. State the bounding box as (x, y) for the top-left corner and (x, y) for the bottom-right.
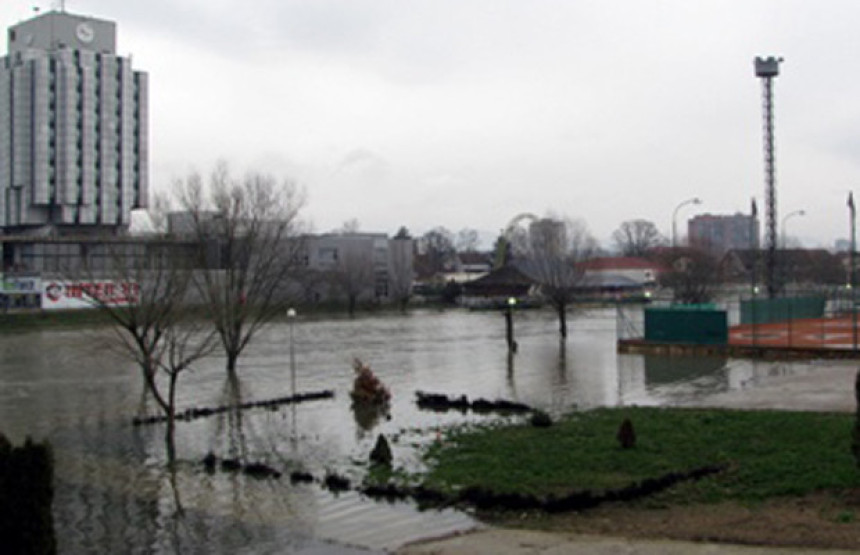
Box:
(0, 307), (845, 553)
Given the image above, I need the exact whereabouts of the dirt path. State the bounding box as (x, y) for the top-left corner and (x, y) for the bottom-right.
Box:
(397, 527), (860, 554)
(499, 491), (860, 551)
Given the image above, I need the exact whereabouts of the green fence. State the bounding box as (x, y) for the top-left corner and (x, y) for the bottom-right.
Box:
(644, 305), (728, 345)
(740, 295), (826, 325)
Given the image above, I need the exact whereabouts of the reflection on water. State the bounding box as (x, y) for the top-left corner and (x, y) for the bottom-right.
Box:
(0, 307), (831, 553)
(643, 355), (728, 385)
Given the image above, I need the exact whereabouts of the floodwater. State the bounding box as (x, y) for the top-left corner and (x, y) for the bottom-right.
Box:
(0, 307), (844, 553)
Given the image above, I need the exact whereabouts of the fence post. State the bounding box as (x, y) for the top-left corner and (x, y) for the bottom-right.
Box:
(788, 297), (793, 348)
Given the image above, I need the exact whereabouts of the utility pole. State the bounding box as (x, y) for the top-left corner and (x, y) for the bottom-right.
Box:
(754, 56), (783, 299)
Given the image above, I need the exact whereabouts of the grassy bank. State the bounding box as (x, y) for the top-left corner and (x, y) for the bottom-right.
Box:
(421, 407), (858, 505)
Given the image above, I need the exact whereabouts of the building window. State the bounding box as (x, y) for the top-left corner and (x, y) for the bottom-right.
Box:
(319, 247), (338, 264)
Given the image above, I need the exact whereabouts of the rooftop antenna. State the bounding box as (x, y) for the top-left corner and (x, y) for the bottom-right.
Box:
(754, 55), (783, 299)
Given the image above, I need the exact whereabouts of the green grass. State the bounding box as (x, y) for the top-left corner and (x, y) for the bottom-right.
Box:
(421, 407), (859, 504)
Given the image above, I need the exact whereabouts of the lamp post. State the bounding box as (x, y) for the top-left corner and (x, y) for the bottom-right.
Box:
(850, 192), (857, 351)
(781, 209), (805, 249)
(779, 210), (805, 294)
(750, 198), (759, 346)
(287, 307), (297, 397)
(672, 197), (702, 247)
(504, 297), (517, 353)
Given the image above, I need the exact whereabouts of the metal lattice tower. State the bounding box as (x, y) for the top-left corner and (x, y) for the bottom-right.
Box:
(754, 56), (782, 298)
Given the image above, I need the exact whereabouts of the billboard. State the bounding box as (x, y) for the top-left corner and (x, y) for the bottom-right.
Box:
(41, 280), (139, 310)
(1, 275), (41, 294)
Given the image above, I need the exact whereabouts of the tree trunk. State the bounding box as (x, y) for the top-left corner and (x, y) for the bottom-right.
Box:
(226, 350), (239, 373)
(166, 371), (179, 466)
(165, 421), (176, 467)
(557, 303), (568, 339)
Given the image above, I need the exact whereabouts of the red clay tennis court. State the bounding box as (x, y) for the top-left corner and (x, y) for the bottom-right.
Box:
(730, 316), (860, 349)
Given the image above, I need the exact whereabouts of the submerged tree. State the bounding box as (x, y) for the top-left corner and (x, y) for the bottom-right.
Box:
(72, 239), (217, 461)
(177, 161), (307, 373)
(523, 217), (598, 339)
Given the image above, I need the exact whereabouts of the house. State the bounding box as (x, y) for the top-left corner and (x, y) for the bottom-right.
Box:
(440, 252), (494, 284)
(578, 257), (662, 287)
(459, 256), (660, 307)
(573, 273), (649, 301)
(721, 249), (844, 287)
(459, 264), (539, 308)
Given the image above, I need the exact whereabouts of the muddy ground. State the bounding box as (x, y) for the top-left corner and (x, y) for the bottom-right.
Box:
(490, 491), (860, 551)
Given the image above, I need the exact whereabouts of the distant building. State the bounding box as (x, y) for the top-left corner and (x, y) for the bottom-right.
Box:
(688, 213), (758, 253)
(578, 256), (662, 286)
(0, 9), (148, 235)
(834, 239), (851, 253)
(721, 248), (844, 286)
(0, 229), (416, 309)
(298, 232), (414, 305)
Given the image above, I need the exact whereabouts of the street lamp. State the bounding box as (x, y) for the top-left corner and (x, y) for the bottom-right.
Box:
(287, 307), (297, 398)
(504, 297), (517, 353)
(672, 197), (702, 247)
(781, 209), (805, 248)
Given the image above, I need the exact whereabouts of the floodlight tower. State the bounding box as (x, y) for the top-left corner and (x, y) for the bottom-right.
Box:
(754, 56), (783, 298)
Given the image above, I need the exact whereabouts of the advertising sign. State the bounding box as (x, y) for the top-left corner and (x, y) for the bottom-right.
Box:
(41, 280), (140, 310)
(1, 275), (41, 294)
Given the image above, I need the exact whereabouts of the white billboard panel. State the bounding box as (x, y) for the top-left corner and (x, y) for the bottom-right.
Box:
(41, 280), (139, 310)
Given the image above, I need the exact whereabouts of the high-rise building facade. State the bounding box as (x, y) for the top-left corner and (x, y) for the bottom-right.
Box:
(688, 213), (759, 253)
(0, 10), (148, 235)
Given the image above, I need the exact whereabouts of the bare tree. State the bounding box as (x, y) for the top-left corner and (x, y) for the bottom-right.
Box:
(612, 219), (665, 256)
(656, 247), (720, 304)
(523, 217), (598, 339)
(177, 162), (306, 373)
(456, 228), (480, 253)
(420, 227), (457, 274)
(147, 191), (172, 234)
(72, 240), (217, 461)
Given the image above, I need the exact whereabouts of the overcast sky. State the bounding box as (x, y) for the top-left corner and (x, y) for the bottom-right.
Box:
(4, 1), (860, 249)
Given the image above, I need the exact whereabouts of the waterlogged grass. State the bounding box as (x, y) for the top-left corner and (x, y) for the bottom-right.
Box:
(421, 407), (859, 503)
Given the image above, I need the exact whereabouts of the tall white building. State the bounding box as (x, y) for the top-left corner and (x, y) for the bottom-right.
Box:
(0, 9), (148, 235)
